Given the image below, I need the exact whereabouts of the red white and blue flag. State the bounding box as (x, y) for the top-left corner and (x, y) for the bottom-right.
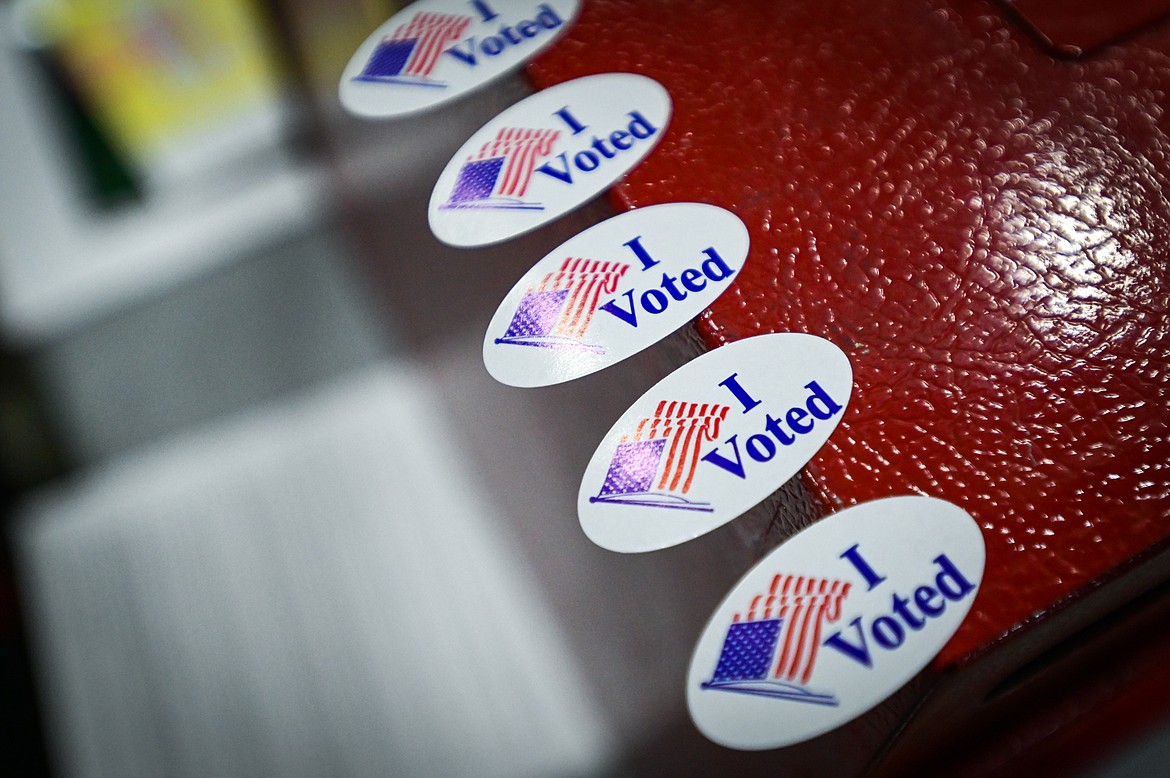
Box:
(472, 127), (561, 198)
(624, 402), (731, 496)
(536, 258), (629, 339)
(387, 12), (472, 78)
(495, 257), (629, 352)
(734, 574), (852, 686)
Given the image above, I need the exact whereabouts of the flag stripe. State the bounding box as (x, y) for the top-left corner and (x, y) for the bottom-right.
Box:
(473, 128), (561, 197)
(780, 579), (819, 680)
(531, 258), (629, 339)
(774, 576), (804, 679)
(621, 402), (729, 495)
(558, 273), (596, 336)
(773, 576), (851, 683)
(733, 573), (851, 686)
(389, 13), (471, 77)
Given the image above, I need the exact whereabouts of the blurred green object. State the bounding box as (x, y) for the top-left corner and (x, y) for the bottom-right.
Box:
(32, 49), (142, 209)
(24, 0), (291, 192)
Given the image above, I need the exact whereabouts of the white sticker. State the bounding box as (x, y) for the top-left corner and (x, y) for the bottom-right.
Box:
(687, 496), (985, 751)
(428, 73), (672, 247)
(483, 203), (749, 387)
(578, 333), (852, 552)
(340, 0), (580, 119)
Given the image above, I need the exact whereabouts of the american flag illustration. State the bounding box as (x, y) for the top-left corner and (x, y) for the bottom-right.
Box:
(495, 258), (629, 353)
(471, 127), (561, 198)
(386, 12), (471, 77)
(625, 401), (731, 495)
(736, 574), (851, 685)
(537, 258), (629, 339)
(704, 574), (851, 704)
(591, 400), (729, 511)
(355, 13), (471, 84)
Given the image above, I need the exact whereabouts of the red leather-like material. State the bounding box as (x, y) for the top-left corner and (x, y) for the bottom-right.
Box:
(1006, 0), (1170, 55)
(528, 0), (1170, 671)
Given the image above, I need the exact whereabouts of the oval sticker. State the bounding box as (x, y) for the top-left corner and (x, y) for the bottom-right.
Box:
(483, 203), (749, 387)
(578, 333), (852, 552)
(686, 496), (985, 750)
(428, 73), (672, 247)
(340, 0), (580, 119)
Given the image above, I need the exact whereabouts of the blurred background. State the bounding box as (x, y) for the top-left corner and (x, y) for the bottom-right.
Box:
(1, 1), (1169, 776)
(0, 1), (766, 775)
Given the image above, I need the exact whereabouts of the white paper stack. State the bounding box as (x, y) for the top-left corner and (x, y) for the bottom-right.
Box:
(12, 364), (614, 778)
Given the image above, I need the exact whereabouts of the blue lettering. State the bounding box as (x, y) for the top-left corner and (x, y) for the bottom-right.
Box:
(536, 153), (573, 184)
(700, 435), (746, 479)
(680, 268), (706, 292)
(446, 5), (564, 67)
(598, 244), (738, 328)
(554, 106), (588, 135)
(574, 149), (600, 172)
(806, 381), (843, 420)
(481, 35), (505, 56)
(470, 0), (498, 22)
(535, 109), (662, 184)
(700, 380), (845, 478)
(824, 555), (976, 667)
(590, 135), (616, 159)
(914, 585), (944, 617)
(700, 247), (734, 281)
(719, 373), (761, 414)
(624, 235), (659, 271)
(660, 272), (686, 301)
(445, 39), (478, 66)
(840, 544), (887, 590)
(597, 290), (637, 327)
(627, 110), (657, 139)
(786, 406), (813, 434)
(871, 616), (905, 649)
(763, 413), (796, 446)
(935, 554), (975, 600)
(823, 618), (872, 667)
(535, 3), (564, 29)
(641, 288), (668, 314)
(893, 593), (927, 629)
(745, 433), (776, 462)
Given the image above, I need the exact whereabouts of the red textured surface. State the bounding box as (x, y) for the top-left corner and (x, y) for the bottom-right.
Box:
(528, 0), (1170, 666)
(1008, 0), (1170, 55)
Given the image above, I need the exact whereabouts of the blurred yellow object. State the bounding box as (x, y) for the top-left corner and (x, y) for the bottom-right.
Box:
(31, 0), (287, 187)
(284, 0), (403, 94)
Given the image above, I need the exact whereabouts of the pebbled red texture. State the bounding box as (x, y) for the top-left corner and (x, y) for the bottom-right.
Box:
(528, 0), (1170, 667)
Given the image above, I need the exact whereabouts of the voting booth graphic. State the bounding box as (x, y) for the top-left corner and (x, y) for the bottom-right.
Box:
(590, 401), (730, 512)
(703, 574), (852, 705)
(444, 127), (561, 209)
(495, 258), (629, 353)
(354, 12), (472, 87)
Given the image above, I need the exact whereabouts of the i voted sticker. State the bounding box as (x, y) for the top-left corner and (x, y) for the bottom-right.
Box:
(484, 203), (749, 387)
(578, 334), (852, 552)
(686, 496), (985, 750)
(429, 73), (671, 246)
(341, 0), (580, 119)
